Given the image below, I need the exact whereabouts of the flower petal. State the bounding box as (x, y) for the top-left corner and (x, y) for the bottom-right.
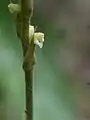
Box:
(34, 39), (43, 48)
(42, 38), (44, 42)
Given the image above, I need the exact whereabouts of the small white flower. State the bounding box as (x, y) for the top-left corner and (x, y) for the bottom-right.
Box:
(8, 3), (21, 14)
(34, 32), (44, 48)
(29, 25), (45, 48)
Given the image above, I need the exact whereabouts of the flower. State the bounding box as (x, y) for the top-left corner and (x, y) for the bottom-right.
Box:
(34, 32), (44, 48)
(29, 25), (45, 48)
(8, 3), (21, 14)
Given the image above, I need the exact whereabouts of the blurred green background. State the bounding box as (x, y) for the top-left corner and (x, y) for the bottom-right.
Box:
(0, 0), (78, 120)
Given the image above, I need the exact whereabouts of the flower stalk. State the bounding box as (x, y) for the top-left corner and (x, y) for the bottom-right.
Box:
(8, 0), (45, 119)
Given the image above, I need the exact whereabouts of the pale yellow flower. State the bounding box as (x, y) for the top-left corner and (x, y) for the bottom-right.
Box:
(8, 3), (21, 14)
(34, 32), (44, 48)
(29, 25), (44, 48)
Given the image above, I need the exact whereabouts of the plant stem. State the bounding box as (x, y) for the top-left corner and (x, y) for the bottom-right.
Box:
(23, 44), (35, 120)
(19, 0), (34, 120)
(25, 70), (33, 120)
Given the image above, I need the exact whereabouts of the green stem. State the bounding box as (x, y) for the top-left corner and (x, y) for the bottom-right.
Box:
(20, 0), (34, 120)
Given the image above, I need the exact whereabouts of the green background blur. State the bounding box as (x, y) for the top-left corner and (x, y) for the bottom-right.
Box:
(0, 0), (75, 120)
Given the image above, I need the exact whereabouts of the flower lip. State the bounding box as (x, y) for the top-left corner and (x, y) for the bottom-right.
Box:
(34, 39), (43, 48)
